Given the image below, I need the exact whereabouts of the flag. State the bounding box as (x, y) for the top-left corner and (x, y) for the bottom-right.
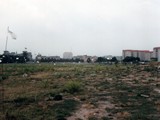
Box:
(8, 28), (16, 40)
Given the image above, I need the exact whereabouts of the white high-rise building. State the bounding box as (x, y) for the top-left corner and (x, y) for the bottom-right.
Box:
(122, 50), (132, 59)
(63, 52), (73, 59)
(158, 49), (160, 62)
(122, 50), (151, 61)
(153, 47), (160, 62)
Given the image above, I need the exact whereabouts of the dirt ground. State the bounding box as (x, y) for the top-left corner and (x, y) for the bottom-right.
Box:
(0, 63), (160, 120)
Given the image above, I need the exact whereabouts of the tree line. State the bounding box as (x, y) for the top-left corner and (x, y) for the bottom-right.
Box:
(0, 52), (30, 63)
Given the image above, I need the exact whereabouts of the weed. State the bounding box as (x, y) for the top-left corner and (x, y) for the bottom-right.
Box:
(41, 79), (49, 88)
(53, 72), (62, 78)
(64, 80), (82, 94)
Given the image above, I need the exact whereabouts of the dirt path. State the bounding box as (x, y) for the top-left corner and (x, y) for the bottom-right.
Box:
(67, 101), (114, 120)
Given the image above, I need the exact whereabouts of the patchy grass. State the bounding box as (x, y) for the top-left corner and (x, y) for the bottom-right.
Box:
(0, 63), (160, 119)
(51, 99), (79, 119)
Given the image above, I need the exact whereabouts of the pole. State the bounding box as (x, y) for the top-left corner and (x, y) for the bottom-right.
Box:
(5, 27), (9, 51)
(5, 36), (8, 51)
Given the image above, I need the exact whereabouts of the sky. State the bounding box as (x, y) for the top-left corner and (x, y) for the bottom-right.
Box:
(0, 0), (160, 57)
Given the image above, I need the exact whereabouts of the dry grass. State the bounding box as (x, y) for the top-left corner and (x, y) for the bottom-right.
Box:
(0, 63), (160, 120)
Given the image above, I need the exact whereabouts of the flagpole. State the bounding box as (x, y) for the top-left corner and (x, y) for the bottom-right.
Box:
(5, 36), (8, 51)
(5, 27), (9, 51)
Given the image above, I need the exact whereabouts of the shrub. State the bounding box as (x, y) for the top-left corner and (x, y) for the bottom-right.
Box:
(64, 81), (82, 94)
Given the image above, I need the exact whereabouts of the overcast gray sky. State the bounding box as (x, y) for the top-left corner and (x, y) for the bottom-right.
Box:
(0, 0), (160, 57)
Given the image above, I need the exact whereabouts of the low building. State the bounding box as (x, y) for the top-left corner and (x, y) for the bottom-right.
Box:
(22, 51), (32, 61)
(41, 56), (60, 60)
(36, 54), (60, 62)
(3, 51), (10, 55)
(0, 51), (32, 63)
(91, 56), (98, 62)
(115, 56), (123, 61)
(36, 54), (42, 61)
(104, 55), (113, 60)
(73, 55), (98, 63)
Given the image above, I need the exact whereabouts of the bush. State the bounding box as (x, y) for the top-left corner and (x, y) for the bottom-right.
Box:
(64, 81), (82, 94)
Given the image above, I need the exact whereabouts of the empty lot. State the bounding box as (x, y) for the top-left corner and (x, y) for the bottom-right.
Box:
(0, 63), (160, 120)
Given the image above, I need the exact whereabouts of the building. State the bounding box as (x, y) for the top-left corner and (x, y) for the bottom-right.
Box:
(63, 52), (73, 59)
(3, 51), (10, 55)
(104, 55), (113, 60)
(41, 56), (60, 61)
(73, 55), (98, 63)
(73, 55), (83, 60)
(0, 51), (32, 63)
(138, 50), (151, 61)
(35, 54), (60, 62)
(22, 51), (32, 61)
(115, 56), (123, 61)
(159, 49), (160, 62)
(36, 54), (42, 61)
(153, 47), (160, 62)
(91, 56), (98, 62)
(150, 51), (154, 59)
(122, 50), (151, 61)
(122, 50), (132, 59)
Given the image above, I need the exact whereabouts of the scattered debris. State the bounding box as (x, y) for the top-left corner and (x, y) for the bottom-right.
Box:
(22, 73), (28, 77)
(140, 94), (150, 98)
(154, 88), (160, 94)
